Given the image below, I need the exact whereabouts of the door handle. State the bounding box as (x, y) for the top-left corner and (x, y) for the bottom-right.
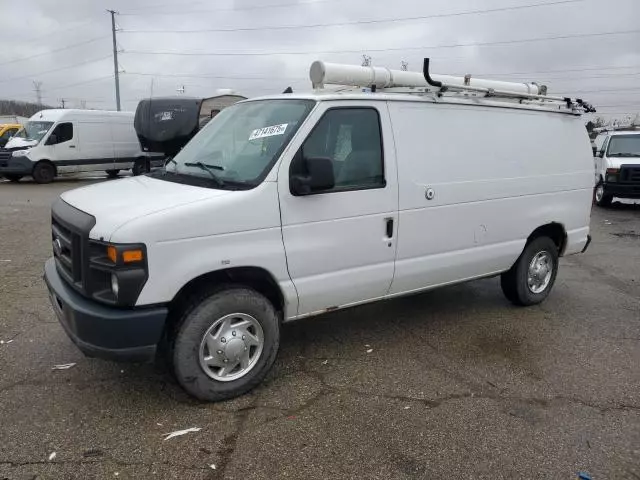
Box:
(385, 218), (394, 239)
(68, 145), (76, 148)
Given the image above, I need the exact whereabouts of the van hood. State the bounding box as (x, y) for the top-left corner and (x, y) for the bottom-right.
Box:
(61, 175), (233, 240)
(5, 137), (36, 150)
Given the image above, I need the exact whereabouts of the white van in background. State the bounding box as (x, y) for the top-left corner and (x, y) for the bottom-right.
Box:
(0, 109), (162, 183)
(44, 59), (594, 401)
(593, 130), (640, 206)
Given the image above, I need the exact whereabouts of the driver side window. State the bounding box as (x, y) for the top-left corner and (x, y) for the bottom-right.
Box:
(293, 107), (385, 193)
(48, 122), (73, 145)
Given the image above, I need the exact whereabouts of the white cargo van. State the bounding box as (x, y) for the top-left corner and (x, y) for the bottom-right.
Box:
(44, 60), (594, 401)
(0, 109), (162, 183)
(593, 130), (640, 206)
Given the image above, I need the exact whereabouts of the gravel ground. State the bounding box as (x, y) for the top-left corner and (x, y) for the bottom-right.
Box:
(0, 175), (638, 480)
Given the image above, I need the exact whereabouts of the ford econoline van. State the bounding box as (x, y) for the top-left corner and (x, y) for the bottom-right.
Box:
(0, 109), (162, 183)
(44, 60), (594, 400)
(593, 130), (640, 206)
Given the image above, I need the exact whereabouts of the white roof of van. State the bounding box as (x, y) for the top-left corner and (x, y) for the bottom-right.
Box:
(607, 130), (640, 136)
(242, 91), (582, 115)
(28, 109), (134, 122)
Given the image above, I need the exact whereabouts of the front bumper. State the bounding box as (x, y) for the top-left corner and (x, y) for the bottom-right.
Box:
(44, 257), (168, 362)
(603, 182), (640, 199)
(0, 155), (33, 176)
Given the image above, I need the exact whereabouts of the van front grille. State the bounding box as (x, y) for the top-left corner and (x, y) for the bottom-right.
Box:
(620, 165), (640, 184)
(0, 150), (10, 168)
(52, 217), (82, 285)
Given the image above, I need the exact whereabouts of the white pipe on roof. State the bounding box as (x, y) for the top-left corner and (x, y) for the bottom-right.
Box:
(310, 60), (543, 95)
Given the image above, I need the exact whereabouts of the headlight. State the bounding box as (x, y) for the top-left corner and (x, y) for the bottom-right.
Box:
(88, 241), (148, 306)
(11, 149), (30, 157)
(606, 167), (619, 182)
(111, 274), (119, 297)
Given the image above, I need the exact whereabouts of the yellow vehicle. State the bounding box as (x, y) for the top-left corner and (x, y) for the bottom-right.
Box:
(0, 124), (21, 148)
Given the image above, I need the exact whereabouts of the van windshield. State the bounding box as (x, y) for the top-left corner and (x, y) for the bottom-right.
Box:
(607, 135), (640, 157)
(164, 99), (315, 189)
(15, 121), (54, 142)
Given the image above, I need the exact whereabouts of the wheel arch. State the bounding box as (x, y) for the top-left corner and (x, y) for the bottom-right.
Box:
(527, 222), (567, 256)
(33, 159), (57, 176)
(166, 266), (286, 328)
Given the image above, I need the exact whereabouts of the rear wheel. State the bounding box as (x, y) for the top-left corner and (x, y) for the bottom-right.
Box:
(172, 287), (280, 401)
(106, 169), (120, 179)
(4, 174), (23, 182)
(594, 182), (613, 207)
(32, 162), (55, 184)
(501, 236), (559, 306)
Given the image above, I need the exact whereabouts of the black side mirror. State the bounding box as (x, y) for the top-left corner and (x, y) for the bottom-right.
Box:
(592, 146), (597, 156)
(46, 134), (58, 145)
(291, 157), (335, 195)
(598, 150), (605, 158)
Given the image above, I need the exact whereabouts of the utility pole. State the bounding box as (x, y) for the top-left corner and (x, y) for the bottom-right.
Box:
(361, 55), (372, 67)
(59, 98), (66, 109)
(33, 81), (43, 105)
(401, 61), (408, 71)
(107, 9), (121, 111)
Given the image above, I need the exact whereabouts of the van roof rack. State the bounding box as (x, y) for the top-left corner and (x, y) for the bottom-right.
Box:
(309, 58), (595, 114)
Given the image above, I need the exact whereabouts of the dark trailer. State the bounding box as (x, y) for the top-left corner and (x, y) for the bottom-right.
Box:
(134, 94), (247, 157)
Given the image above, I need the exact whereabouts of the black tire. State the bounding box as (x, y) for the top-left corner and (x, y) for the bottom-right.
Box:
(32, 162), (55, 184)
(500, 236), (559, 306)
(106, 169), (120, 179)
(4, 174), (23, 183)
(172, 287), (280, 401)
(594, 181), (613, 207)
(132, 158), (149, 176)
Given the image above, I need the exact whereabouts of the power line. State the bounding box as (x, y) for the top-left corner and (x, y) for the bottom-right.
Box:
(121, 0), (339, 14)
(19, 18), (96, 45)
(0, 55), (112, 84)
(123, 72), (303, 81)
(121, 0), (584, 32)
(46, 75), (115, 92)
(0, 36), (109, 67)
(123, 28), (640, 57)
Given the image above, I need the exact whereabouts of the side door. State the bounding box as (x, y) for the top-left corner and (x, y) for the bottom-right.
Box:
(278, 102), (399, 317)
(45, 122), (79, 174)
(75, 121), (116, 172)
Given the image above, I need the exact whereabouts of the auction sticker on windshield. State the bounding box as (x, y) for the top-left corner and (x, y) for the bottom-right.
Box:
(249, 123), (288, 140)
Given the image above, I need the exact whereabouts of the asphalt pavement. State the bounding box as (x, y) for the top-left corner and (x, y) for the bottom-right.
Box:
(0, 175), (638, 479)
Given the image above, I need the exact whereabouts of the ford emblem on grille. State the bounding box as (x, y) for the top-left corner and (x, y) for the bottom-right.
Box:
(53, 237), (62, 256)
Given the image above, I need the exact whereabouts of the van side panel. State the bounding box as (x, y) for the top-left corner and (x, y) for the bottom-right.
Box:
(111, 118), (145, 169)
(74, 120), (116, 171)
(113, 182), (299, 317)
(388, 102), (592, 295)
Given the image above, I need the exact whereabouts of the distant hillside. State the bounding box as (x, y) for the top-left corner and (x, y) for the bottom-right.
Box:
(0, 99), (53, 117)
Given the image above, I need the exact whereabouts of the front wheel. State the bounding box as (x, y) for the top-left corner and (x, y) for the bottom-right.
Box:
(172, 287), (280, 401)
(501, 237), (559, 306)
(594, 182), (613, 207)
(32, 162), (55, 184)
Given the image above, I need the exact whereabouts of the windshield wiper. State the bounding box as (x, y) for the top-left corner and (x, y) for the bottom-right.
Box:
(184, 161), (225, 186)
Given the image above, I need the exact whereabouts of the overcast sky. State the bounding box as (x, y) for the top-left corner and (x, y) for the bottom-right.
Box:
(1, 0), (639, 120)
